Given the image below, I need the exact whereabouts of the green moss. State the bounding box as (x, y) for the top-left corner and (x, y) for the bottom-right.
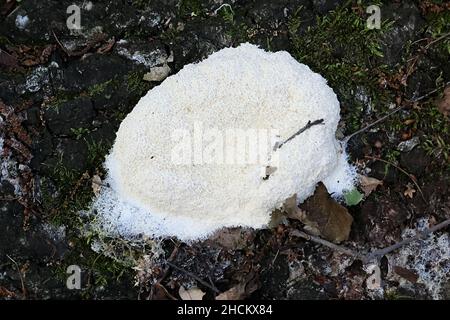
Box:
(47, 91), (80, 110)
(53, 240), (133, 298)
(41, 150), (137, 296)
(131, 0), (151, 10)
(179, 0), (204, 18)
(385, 289), (414, 300)
(217, 4), (234, 23)
(87, 79), (114, 97)
(86, 139), (111, 168)
(0, 35), (12, 46)
(126, 71), (151, 97)
(415, 101), (450, 167)
(70, 127), (90, 140)
(287, 2), (394, 134)
(289, 2), (391, 86)
(42, 161), (91, 227)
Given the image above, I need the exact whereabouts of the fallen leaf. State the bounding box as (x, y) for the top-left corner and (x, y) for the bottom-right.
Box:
(404, 183), (416, 198)
(281, 193), (306, 221)
(436, 85), (450, 118)
(178, 286), (205, 300)
(343, 188), (364, 206)
(97, 37), (115, 54)
(0, 286), (16, 298)
(40, 44), (55, 63)
(21, 58), (39, 67)
(299, 183), (353, 243)
(92, 175), (102, 197)
(393, 266), (419, 283)
(216, 284), (246, 300)
(208, 228), (255, 250)
(0, 48), (18, 68)
(216, 271), (258, 300)
(359, 175), (383, 196)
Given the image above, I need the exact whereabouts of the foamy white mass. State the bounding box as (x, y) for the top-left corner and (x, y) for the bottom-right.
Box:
(91, 43), (356, 241)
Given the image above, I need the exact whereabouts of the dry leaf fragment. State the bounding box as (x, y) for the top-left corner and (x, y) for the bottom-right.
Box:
(436, 86), (450, 118)
(404, 183), (416, 198)
(281, 193), (306, 221)
(299, 182), (353, 243)
(92, 175), (102, 197)
(216, 271), (258, 300)
(97, 37), (115, 54)
(21, 58), (39, 67)
(393, 266), (419, 283)
(208, 228), (255, 250)
(178, 286), (205, 301)
(0, 49), (18, 68)
(359, 175), (383, 196)
(215, 284), (246, 300)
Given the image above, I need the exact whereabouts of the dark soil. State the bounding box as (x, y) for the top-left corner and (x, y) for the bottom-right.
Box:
(0, 0), (449, 300)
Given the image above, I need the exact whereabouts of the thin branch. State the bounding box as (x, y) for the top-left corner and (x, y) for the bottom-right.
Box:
(365, 155), (425, 202)
(0, 197), (19, 201)
(154, 283), (178, 300)
(343, 106), (404, 144)
(52, 30), (71, 57)
(166, 261), (220, 294)
(264, 119), (324, 181)
(290, 230), (364, 260)
(343, 83), (450, 144)
(366, 218), (450, 262)
(424, 32), (450, 49)
(275, 119), (324, 150)
(291, 218), (450, 264)
(148, 244), (179, 300)
(213, 3), (234, 15)
(6, 255), (27, 298)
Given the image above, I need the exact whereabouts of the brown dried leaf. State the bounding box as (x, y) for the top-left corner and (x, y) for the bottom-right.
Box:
(0, 49), (18, 68)
(215, 284), (246, 300)
(436, 86), (450, 118)
(208, 228), (255, 250)
(359, 175), (383, 196)
(97, 37), (115, 54)
(404, 183), (416, 199)
(216, 271), (258, 300)
(92, 175), (102, 197)
(21, 58), (40, 67)
(393, 266), (419, 283)
(40, 44), (55, 63)
(0, 286), (16, 298)
(299, 182), (353, 243)
(179, 286), (205, 301)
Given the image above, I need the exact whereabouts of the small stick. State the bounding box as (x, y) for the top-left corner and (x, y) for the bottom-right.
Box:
(275, 119), (324, 150)
(154, 283), (178, 300)
(365, 155), (425, 202)
(52, 30), (71, 57)
(365, 218), (450, 262)
(424, 32), (450, 50)
(343, 83), (450, 144)
(343, 106), (404, 144)
(166, 261), (220, 294)
(292, 218), (450, 264)
(213, 3), (234, 15)
(149, 244), (179, 300)
(6, 255), (27, 298)
(290, 230), (364, 260)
